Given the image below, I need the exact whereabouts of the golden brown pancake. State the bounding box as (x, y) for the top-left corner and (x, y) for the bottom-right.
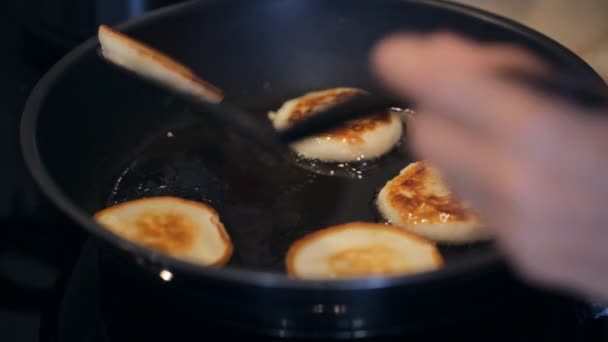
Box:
(269, 88), (402, 162)
(93, 196), (233, 266)
(98, 25), (223, 103)
(286, 222), (443, 279)
(376, 161), (490, 244)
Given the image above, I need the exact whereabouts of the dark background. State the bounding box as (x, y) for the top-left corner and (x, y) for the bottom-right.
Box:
(0, 1), (186, 340)
(0, 0), (56, 337)
(1, 0), (607, 341)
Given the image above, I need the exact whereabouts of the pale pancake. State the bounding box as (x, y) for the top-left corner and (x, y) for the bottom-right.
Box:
(93, 196), (233, 266)
(98, 25), (223, 103)
(269, 88), (402, 162)
(286, 222), (443, 279)
(376, 161), (491, 244)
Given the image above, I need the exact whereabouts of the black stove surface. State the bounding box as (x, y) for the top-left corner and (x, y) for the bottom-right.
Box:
(34, 239), (608, 342)
(1, 1), (608, 341)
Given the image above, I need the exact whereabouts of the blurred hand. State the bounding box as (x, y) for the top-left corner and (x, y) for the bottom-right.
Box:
(372, 32), (608, 302)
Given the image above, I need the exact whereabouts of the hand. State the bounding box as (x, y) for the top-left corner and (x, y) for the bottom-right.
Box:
(372, 32), (608, 302)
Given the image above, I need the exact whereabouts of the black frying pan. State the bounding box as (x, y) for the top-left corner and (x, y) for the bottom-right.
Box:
(20, 0), (604, 338)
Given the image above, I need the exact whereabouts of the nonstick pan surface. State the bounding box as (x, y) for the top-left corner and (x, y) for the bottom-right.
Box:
(21, 0), (603, 290)
(105, 109), (493, 273)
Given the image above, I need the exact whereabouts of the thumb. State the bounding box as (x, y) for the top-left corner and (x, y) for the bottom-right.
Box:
(371, 32), (429, 101)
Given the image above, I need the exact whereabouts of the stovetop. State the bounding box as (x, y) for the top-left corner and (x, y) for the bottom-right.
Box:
(35, 239), (608, 342)
(1, 1), (608, 341)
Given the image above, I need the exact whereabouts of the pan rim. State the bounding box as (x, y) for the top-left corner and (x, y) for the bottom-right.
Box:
(20, 0), (601, 290)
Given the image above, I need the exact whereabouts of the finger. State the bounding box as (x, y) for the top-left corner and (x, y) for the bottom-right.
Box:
(410, 90), (608, 301)
(372, 31), (549, 101)
(412, 109), (606, 233)
(524, 116), (608, 192)
(372, 32), (563, 140)
(410, 111), (521, 233)
(373, 32), (606, 182)
(412, 113), (588, 294)
(414, 117), (608, 289)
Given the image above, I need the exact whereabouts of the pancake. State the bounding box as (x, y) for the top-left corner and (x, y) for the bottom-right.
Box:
(93, 196), (233, 266)
(98, 25), (223, 103)
(269, 88), (403, 162)
(376, 161), (490, 244)
(286, 222), (443, 279)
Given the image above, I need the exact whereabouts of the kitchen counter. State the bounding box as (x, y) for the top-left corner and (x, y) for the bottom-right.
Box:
(454, 0), (608, 79)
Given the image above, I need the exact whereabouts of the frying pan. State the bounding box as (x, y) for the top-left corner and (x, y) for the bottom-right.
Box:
(20, 0), (604, 338)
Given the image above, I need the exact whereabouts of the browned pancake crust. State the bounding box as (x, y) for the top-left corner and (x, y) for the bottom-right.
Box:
(386, 161), (479, 225)
(132, 209), (197, 254)
(93, 196), (233, 266)
(98, 25), (224, 103)
(285, 222), (443, 278)
(287, 88), (392, 145)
